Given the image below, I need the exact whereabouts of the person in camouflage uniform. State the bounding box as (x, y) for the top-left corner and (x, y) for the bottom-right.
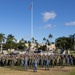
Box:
(33, 58), (38, 72)
(51, 57), (55, 68)
(45, 57), (50, 70)
(24, 56), (28, 71)
(20, 56), (24, 66)
(60, 55), (65, 68)
(40, 56), (44, 68)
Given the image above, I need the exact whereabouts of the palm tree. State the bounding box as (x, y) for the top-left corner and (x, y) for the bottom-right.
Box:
(20, 38), (25, 43)
(32, 37), (35, 43)
(46, 39), (50, 45)
(7, 34), (15, 41)
(43, 37), (46, 44)
(28, 41), (31, 51)
(0, 33), (6, 52)
(49, 34), (53, 44)
(6, 34), (16, 50)
(35, 40), (39, 49)
(18, 38), (27, 50)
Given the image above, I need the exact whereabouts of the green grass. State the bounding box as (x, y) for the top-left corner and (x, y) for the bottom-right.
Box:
(70, 50), (75, 56)
(69, 70), (75, 75)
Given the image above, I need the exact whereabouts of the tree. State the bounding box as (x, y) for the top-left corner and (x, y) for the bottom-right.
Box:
(43, 37), (46, 44)
(32, 37), (35, 43)
(18, 38), (27, 50)
(38, 45), (47, 51)
(49, 34), (53, 44)
(6, 34), (16, 50)
(55, 36), (70, 50)
(46, 39), (50, 45)
(18, 38), (27, 51)
(55, 37), (65, 49)
(28, 41), (31, 51)
(20, 38), (25, 43)
(74, 34), (75, 51)
(69, 34), (75, 50)
(0, 33), (6, 52)
(35, 40), (39, 49)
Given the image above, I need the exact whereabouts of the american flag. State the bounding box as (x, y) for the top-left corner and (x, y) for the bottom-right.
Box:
(29, 2), (32, 10)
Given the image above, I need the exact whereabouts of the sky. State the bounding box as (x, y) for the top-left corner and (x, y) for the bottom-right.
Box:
(0, 0), (75, 43)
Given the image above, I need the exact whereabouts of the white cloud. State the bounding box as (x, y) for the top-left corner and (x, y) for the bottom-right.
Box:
(65, 21), (75, 26)
(39, 24), (56, 29)
(42, 11), (57, 22)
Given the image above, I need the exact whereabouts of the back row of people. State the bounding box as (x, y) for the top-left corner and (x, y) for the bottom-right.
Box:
(0, 54), (75, 71)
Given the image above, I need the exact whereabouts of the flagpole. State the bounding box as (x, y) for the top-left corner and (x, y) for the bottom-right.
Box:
(31, 1), (33, 40)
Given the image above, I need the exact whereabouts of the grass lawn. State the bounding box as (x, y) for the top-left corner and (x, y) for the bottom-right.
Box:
(0, 66), (75, 75)
(70, 50), (75, 56)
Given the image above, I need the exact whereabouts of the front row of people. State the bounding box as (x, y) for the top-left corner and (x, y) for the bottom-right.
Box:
(0, 54), (75, 72)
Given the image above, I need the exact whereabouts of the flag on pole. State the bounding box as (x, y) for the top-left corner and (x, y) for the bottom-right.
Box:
(29, 2), (32, 10)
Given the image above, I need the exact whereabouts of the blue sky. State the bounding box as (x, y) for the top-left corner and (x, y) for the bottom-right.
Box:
(0, 0), (75, 43)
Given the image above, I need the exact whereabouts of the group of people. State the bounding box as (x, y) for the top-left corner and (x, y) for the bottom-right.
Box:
(0, 54), (75, 72)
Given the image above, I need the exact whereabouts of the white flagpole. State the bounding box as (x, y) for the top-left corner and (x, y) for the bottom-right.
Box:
(31, 1), (33, 39)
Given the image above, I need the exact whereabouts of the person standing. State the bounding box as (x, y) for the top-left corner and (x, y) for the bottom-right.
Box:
(45, 57), (50, 70)
(24, 57), (28, 71)
(20, 57), (24, 66)
(33, 58), (38, 72)
(60, 56), (65, 68)
(51, 57), (55, 68)
(69, 55), (73, 66)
